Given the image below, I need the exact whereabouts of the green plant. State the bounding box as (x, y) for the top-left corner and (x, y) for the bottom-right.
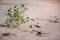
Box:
(5, 3), (29, 27)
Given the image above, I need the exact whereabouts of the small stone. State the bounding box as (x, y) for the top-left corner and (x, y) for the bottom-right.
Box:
(37, 22), (39, 24)
(32, 30), (38, 32)
(36, 32), (49, 37)
(37, 32), (42, 34)
(2, 33), (10, 36)
(36, 32), (42, 36)
(53, 21), (58, 23)
(34, 24), (41, 28)
(29, 25), (32, 28)
(48, 20), (59, 23)
(1, 33), (16, 37)
(0, 24), (8, 27)
(30, 18), (35, 21)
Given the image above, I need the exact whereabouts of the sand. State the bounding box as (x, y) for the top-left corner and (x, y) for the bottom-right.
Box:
(0, 18), (60, 40)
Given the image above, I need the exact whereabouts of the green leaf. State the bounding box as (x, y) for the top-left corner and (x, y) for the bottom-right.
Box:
(7, 13), (12, 17)
(22, 4), (24, 7)
(20, 3), (25, 8)
(14, 9), (16, 11)
(5, 3), (29, 27)
(14, 6), (17, 8)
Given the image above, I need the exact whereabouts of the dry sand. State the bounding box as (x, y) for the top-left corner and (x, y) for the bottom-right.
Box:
(0, 18), (60, 40)
(0, 0), (60, 40)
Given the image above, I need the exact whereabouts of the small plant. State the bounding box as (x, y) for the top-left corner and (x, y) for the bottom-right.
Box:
(5, 3), (29, 27)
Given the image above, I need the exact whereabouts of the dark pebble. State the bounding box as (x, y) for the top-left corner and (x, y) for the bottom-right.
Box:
(29, 25), (32, 28)
(2, 33), (16, 37)
(32, 30), (38, 32)
(34, 24), (41, 28)
(36, 32), (42, 36)
(53, 21), (58, 23)
(48, 20), (59, 23)
(2, 33), (10, 36)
